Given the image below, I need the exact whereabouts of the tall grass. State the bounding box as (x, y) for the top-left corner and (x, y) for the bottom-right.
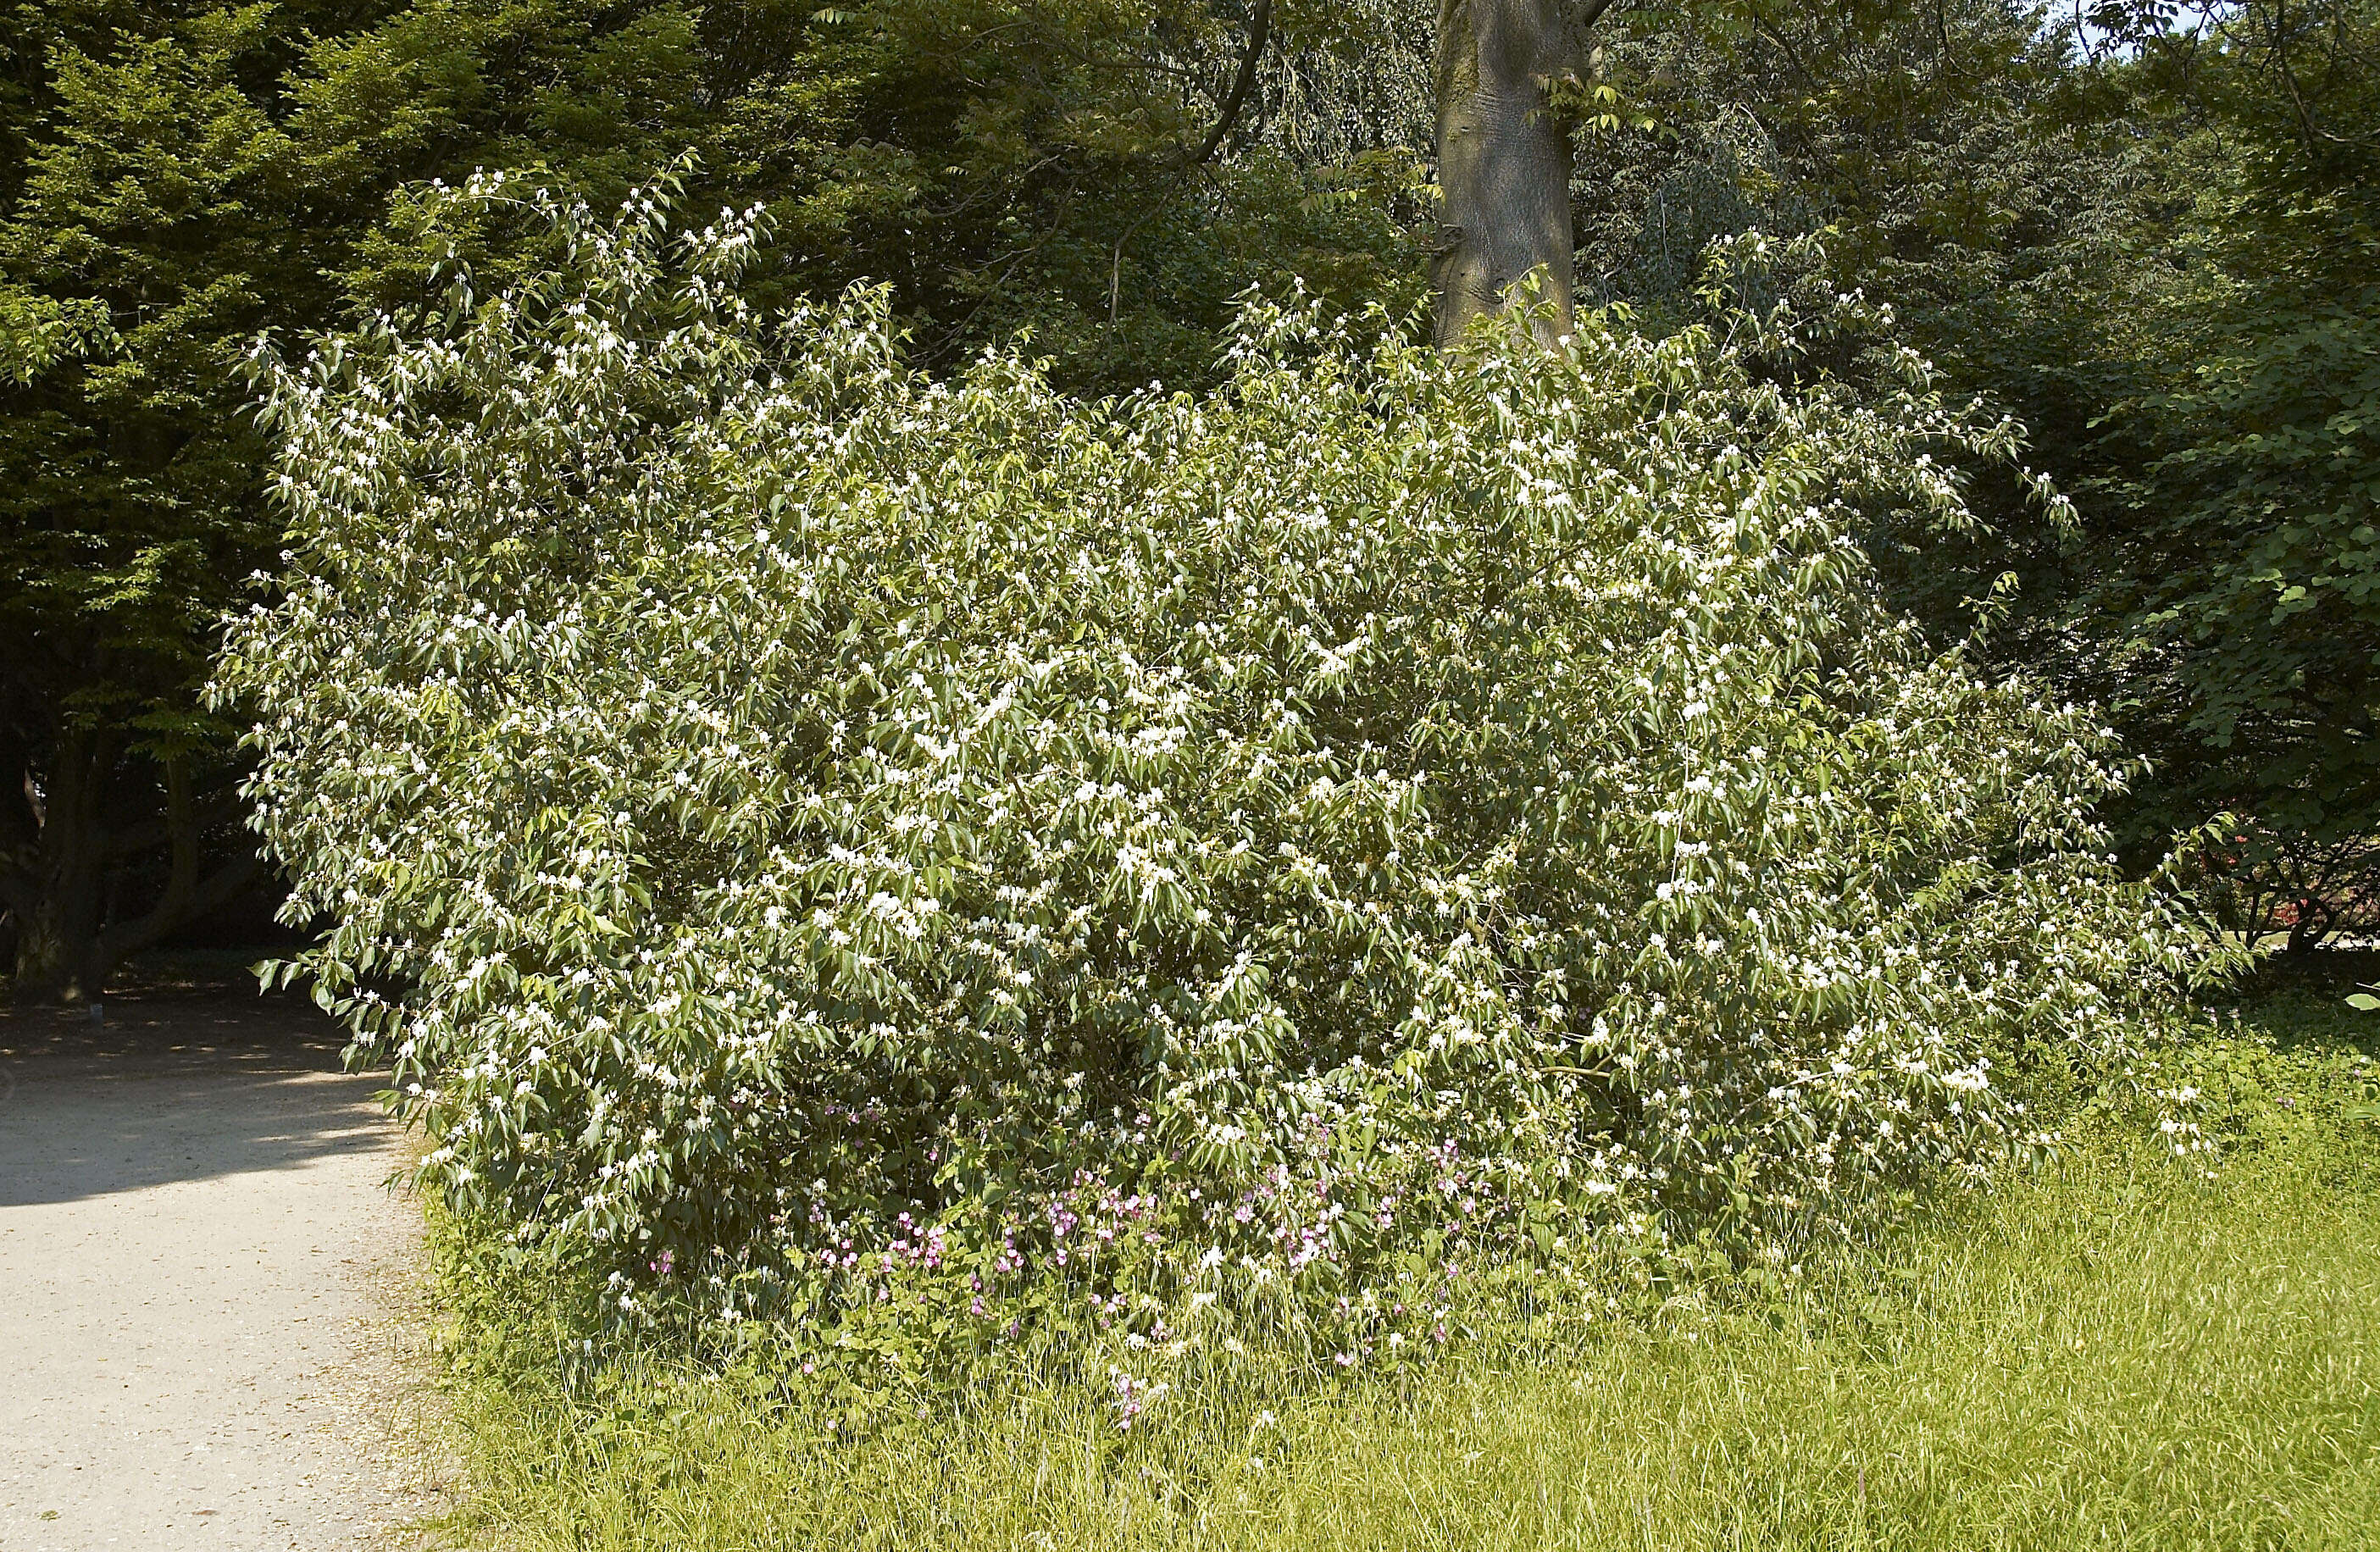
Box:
(423, 997), (2380, 1550)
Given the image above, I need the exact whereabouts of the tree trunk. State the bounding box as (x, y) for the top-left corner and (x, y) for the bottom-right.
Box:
(2283, 894), (2332, 956)
(10, 893), (108, 1005)
(1432, 0), (1591, 346)
(8, 723), (111, 1005)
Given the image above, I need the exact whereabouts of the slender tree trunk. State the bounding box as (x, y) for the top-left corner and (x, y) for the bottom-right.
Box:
(1432, 0), (1589, 346)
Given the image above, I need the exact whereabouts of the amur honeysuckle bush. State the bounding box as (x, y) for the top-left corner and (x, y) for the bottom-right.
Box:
(217, 175), (2215, 1377)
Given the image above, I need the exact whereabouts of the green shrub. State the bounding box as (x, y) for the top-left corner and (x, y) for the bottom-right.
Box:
(217, 177), (2215, 1375)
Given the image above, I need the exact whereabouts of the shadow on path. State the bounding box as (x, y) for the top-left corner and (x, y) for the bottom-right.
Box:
(0, 990), (436, 1552)
(0, 995), (392, 1207)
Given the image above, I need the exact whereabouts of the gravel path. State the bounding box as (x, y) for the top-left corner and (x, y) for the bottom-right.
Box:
(0, 994), (440, 1550)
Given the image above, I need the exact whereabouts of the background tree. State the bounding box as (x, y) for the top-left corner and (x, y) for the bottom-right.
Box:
(2, 2), (313, 1001)
(1431, 0), (1602, 341)
(2056, 0), (2380, 949)
(1565, 0), (2378, 947)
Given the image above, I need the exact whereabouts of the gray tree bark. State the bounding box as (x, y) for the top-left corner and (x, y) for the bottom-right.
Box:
(1431, 0), (1601, 346)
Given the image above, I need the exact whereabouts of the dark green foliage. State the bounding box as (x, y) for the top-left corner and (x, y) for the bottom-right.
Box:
(1579, 0), (2379, 945)
(2061, 9), (2380, 939)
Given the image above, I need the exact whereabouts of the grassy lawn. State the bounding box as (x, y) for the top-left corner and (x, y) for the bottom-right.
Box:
(422, 983), (2380, 1550)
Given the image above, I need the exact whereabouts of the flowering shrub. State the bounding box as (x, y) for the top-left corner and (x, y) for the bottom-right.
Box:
(219, 177), (2211, 1357)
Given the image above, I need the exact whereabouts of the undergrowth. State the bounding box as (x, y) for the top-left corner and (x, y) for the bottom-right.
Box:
(417, 987), (2380, 1549)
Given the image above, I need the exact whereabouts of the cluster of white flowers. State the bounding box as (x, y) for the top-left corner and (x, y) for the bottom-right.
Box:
(216, 175), (2213, 1356)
